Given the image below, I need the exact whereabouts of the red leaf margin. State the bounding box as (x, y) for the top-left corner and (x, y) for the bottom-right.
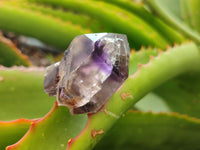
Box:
(6, 102), (58, 150)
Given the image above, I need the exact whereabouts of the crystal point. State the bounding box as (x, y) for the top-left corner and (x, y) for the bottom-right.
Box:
(44, 33), (130, 114)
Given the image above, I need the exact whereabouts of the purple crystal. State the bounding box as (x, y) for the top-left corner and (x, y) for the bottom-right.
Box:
(44, 33), (130, 114)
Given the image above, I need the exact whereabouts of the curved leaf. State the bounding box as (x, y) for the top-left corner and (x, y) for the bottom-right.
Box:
(27, 0), (169, 49)
(146, 0), (200, 44)
(93, 0), (185, 44)
(67, 42), (200, 150)
(129, 48), (159, 75)
(131, 47), (200, 116)
(0, 34), (31, 67)
(3, 0), (106, 33)
(95, 111), (200, 150)
(7, 103), (87, 150)
(154, 72), (200, 118)
(0, 119), (32, 150)
(0, 67), (54, 121)
(181, 0), (194, 28)
(181, 0), (200, 33)
(0, 3), (87, 50)
(134, 92), (172, 113)
(4, 43), (200, 150)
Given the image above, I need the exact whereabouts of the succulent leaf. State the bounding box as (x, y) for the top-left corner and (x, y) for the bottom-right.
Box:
(0, 68), (54, 121)
(0, 119), (32, 150)
(67, 42), (200, 150)
(7, 103), (87, 150)
(95, 111), (200, 150)
(0, 3), (87, 50)
(25, 0), (170, 49)
(154, 72), (200, 118)
(0, 34), (31, 67)
(2, 42), (200, 150)
(93, 0), (185, 44)
(3, 0), (106, 33)
(0, 1), (200, 149)
(146, 0), (200, 44)
(181, 0), (200, 33)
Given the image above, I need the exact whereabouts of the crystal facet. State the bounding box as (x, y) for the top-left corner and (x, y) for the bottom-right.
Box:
(44, 33), (130, 114)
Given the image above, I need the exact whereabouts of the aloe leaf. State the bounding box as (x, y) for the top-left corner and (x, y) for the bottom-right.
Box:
(181, 0), (200, 33)
(129, 48), (159, 75)
(0, 34), (31, 67)
(154, 72), (200, 118)
(181, 0), (194, 28)
(129, 48), (171, 113)
(146, 0), (200, 44)
(93, 0), (185, 44)
(94, 111), (200, 150)
(130, 47), (200, 116)
(26, 0), (169, 49)
(0, 119), (32, 150)
(152, 0), (182, 19)
(7, 103), (87, 150)
(0, 4), (87, 50)
(0, 68), (54, 121)
(3, 0), (107, 32)
(134, 92), (172, 113)
(6, 42), (200, 150)
(189, 0), (200, 33)
(66, 42), (200, 150)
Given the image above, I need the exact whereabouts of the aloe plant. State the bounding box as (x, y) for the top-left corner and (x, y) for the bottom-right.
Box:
(0, 34), (31, 67)
(0, 0), (200, 150)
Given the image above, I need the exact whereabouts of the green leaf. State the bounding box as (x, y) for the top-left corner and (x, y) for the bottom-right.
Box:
(26, 0), (169, 49)
(130, 47), (200, 116)
(0, 3), (87, 50)
(134, 92), (171, 113)
(62, 43), (200, 150)
(0, 68), (54, 121)
(4, 43), (200, 150)
(0, 35), (31, 67)
(7, 104), (87, 150)
(129, 48), (159, 75)
(181, 0), (200, 33)
(0, 119), (32, 150)
(4, 0), (107, 33)
(181, 0), (194, 28)
(154, 72), (200, 118)
(95, 111), (200, 150)
(146, 0), (200, 44)
(93, 0), (185, 44)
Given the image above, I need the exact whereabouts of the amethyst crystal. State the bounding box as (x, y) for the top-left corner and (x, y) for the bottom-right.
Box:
(44, 33), (130, 114)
